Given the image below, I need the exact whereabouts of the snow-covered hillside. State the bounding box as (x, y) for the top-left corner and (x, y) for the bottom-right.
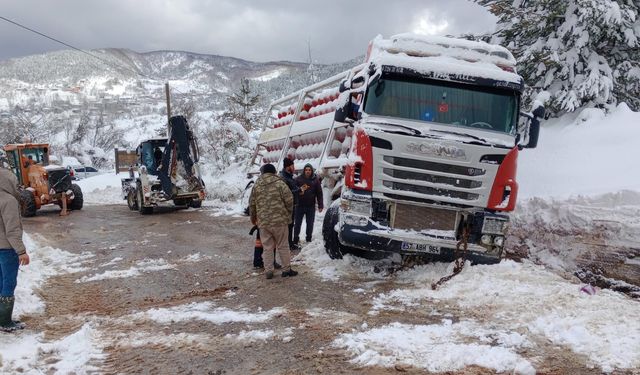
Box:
(0, 48), (361, 168)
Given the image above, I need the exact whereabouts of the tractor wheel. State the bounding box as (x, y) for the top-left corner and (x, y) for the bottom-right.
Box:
(69, 184), (83, 210)
(190, 199), (202, 209)
(19, 190), (37, 217)
(127, 190), (138, 211)
(137, 183), (153, 215)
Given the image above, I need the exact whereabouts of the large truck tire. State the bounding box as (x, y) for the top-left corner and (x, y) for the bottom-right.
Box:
(69, 184), (83, 210)
(190, 199), (202, 208)
(136, 183), (153, 215)
(19, 190), (37, 217)
(240, 181), (254, 216)
(322, 204), (344, 259)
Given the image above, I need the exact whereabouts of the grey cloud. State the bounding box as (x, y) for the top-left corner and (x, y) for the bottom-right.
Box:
(0, 0), (496, 62)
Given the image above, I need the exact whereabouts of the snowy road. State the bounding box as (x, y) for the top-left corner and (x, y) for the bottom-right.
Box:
(1, 204), (638, 374)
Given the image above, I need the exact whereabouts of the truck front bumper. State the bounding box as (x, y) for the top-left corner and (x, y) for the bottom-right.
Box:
(338, 219), (501, 265)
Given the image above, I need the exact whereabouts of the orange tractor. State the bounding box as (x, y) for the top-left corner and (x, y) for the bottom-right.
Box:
(2, 143), (83, 217)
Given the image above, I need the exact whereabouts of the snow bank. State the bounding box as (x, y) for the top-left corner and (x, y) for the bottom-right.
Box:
(0, 234), (104, 374)
(14, 234), (94, 317)
(367, 261), (640, 373)
(519, 104), (640, 199)
(0, 324), (105, 374)
(75, 172), (128, 205)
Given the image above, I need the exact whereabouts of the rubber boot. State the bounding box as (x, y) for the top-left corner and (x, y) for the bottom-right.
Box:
(0, 296), (23, 332)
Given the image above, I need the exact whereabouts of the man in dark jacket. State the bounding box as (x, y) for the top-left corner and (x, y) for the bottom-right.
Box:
(279, 158), (299, 250)
(0, 168), (30, 332)
(294, 163), (323, 245)
(249, 163), (297, 279)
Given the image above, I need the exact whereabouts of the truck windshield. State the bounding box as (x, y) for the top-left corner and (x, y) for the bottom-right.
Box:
(364, 77), (519, 134)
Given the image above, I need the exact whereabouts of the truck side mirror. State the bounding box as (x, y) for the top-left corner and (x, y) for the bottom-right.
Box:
(521, 104), (545, 149)
(351, 76), (365, 89)
(339, 80), (350, 93)
(334, 96), (351, 123)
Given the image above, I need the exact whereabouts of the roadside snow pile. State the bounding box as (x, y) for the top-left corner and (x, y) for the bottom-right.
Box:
(362, 260), (640, 373)
(334, 320), (535, 375)
(202, 161), (248, 202)
(0, 324), (105, 374)
(75, 172), (128, 205)
(512, 190), (640, 277)
(14, 233), (94, 317)
(519, 104), (640, 199)
(293, 235), (393, 282)
(130, 301), (284, 325)
(0, 234), (104, 374)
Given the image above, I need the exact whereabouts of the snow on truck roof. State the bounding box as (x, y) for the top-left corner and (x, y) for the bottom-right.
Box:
(368, 34), (523, 85)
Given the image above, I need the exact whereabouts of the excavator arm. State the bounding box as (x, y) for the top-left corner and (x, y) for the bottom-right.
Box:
(157, 115), (203, 198)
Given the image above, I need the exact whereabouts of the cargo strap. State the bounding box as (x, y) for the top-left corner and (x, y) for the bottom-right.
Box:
(431, 225), (470, 290)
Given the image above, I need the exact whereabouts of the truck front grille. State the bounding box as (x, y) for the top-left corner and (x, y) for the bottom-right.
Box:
(383, 156), (485, 176)
(393, 203), (458, 232)
(382, 168), (482, 189)
(383, 181), (479, 201)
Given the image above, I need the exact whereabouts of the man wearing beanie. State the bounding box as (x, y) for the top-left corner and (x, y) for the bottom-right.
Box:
(249, 163), (297, 279)
(294, 163), (323, 246)
(279, 158), (299, 251)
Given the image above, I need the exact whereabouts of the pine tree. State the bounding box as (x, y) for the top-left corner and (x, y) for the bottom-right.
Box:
(477, 0), (640, 116)
(225, 78), (261, 130)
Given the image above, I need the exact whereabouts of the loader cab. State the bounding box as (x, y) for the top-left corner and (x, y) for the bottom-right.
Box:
(137, 138), (167, 176)
(3, 144), (50, 186)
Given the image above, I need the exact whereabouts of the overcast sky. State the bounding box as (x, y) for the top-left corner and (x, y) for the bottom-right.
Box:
(0, 0), (496, 63)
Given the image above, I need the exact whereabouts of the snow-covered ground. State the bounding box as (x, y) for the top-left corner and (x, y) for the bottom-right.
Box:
(519, 103), (640, 199)
(294, 228), (640, 374)
(3, 106), (639, 374)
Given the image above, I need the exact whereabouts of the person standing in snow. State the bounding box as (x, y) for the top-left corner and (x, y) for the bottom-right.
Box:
(279, 158), (299, 250)
(293, 163), (323, 246)
(0, 168), (30, 332)
(249, 163), (297, 279)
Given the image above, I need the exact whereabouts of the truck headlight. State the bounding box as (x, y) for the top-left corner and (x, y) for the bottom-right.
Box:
(340, 191), (372, 217)
(482, 217), (507, 235)
(343, 213), (369, 227)
(480, 234), (492, 245)
(341, 200), (371, 216)
(493, 236), (504, 247)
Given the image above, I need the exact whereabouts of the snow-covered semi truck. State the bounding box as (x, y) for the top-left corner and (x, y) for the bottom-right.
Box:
(122, 115), (206, 214)
(244, 34), (544, 264)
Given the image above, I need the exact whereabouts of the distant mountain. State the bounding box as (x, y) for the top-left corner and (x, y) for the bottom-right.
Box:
(0, 48), (363, 166)
(0, 48), (362, 112)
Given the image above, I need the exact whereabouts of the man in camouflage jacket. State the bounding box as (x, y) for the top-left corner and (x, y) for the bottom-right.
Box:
(249, 163), (297, 279)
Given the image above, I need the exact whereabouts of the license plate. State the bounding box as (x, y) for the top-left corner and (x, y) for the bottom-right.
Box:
(401, 242), (440, 254)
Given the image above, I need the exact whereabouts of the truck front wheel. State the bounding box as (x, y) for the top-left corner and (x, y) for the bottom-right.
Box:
(322, 204), (344, 259)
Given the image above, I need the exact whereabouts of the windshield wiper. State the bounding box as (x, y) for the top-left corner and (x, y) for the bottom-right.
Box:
(428, 128), (489, 145)
(366, 120), (422, 136)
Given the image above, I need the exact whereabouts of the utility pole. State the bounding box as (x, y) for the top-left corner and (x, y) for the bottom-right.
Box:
(307, 38), (316, 83)
(165, 82), (171, 135)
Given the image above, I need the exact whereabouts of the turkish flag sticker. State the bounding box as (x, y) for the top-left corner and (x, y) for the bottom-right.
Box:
(438, 103), (449, 113)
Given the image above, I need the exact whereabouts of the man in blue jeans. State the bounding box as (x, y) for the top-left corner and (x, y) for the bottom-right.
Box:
(0, 168), (30, 332)
(293, 164), (323, 246)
